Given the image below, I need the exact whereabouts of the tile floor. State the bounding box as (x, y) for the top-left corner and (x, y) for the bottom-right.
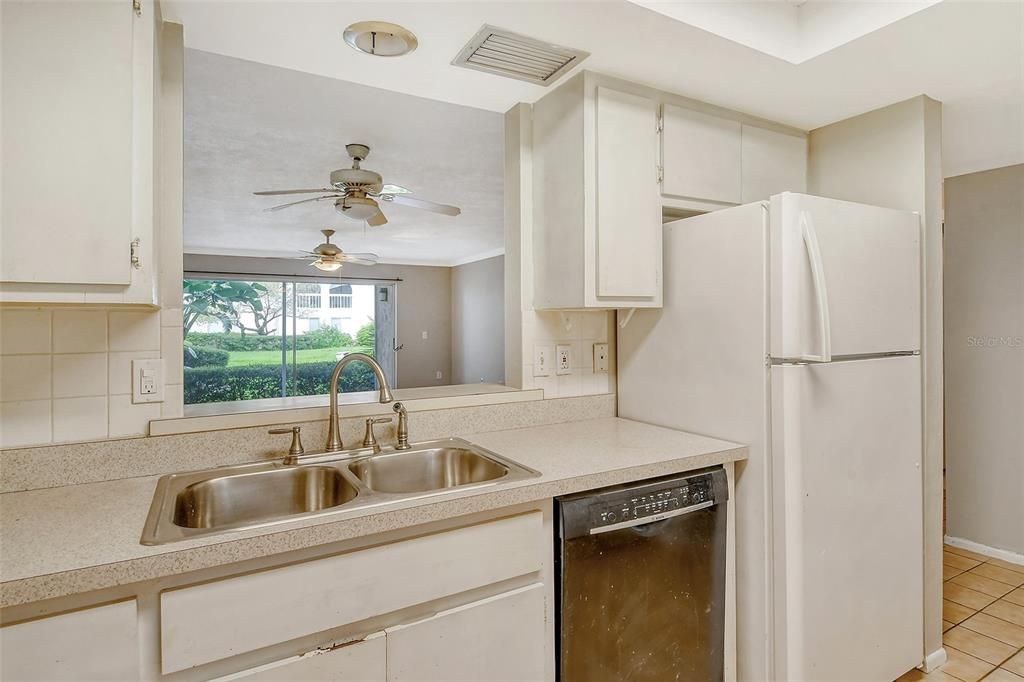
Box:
(897, 545), (1024, 681)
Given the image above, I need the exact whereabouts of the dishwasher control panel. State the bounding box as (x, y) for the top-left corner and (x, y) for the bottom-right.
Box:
(592, 473), (715, 529)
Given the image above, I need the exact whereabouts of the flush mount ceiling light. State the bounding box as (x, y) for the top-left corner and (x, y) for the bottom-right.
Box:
(343, 21), (418, 57)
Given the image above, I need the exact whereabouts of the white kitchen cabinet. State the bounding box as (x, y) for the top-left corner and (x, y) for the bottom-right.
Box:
(532, 73), (662, 309)
(529, 71), (808, 311)
(161, 512), (543, 673)
(740, 124), (807, 202)
(0, 0), (157, 303)
(224, 634), (386, 681)
(660, 104), (742, 205)
(386, 583), (546, 682)
(0, 600), (139, 681)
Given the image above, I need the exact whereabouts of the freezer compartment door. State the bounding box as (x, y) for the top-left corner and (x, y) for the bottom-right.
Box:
(771, 356), (923, 681)
(770, 193), (921, 360)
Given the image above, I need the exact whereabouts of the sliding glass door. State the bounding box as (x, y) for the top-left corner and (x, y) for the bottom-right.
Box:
(182, 275), (397, 406)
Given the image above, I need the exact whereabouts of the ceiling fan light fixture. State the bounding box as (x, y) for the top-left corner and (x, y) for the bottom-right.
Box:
(343, 21), (418, 57)
(335, 195), (380, 221)
(312, 258), (343, 272)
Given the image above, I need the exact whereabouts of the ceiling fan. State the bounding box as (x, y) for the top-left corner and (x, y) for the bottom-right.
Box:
(293, 229), (379, 272)
(254, 143), (461, 227)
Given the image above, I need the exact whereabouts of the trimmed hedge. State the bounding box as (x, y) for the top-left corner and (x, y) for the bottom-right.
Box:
(185, 328), (360, 353)
(183, 346), (229, 368)
(184, 361), (378, 404)
(186, 332), (280, 352)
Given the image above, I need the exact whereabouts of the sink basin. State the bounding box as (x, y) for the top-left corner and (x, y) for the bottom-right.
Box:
(348, 447), (509, 494)
(141, 438), (539, 545)
(172, 466), (358, 529)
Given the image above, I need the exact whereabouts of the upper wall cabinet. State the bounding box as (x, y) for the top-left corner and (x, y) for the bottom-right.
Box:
(0, 0), (157, 305)
(532, 73), (663, 310)
(740, 124), (808, 203)
(660, 105), (742, 204)
(530, 71), (806, 310)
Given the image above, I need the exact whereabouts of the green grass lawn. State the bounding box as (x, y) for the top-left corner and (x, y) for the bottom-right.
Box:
(226, 346), (373, 367)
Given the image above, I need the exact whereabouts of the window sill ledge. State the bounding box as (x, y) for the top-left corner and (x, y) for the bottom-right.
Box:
(149, 384), (542, 436)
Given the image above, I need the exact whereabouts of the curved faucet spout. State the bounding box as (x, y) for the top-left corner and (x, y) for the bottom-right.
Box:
(325, 353), (394, 452)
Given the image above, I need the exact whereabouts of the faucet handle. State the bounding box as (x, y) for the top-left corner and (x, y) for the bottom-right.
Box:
(362, 417), (393, 451)
(268, 426), (304, 458)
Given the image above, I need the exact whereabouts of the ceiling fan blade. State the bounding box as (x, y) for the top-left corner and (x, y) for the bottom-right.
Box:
(340, 252), (379, 266)
(367, 210), (388, 227)
(379, 184), (412, 195)
(264, 195), (336, 212)
(386, 194), (461, 217)
(254, 188), (339, 196)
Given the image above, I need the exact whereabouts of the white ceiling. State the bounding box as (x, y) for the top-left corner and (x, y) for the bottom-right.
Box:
(165, 0), (1024, 213)
(183, 50), (504, 265)
(627, 0), (943, 63)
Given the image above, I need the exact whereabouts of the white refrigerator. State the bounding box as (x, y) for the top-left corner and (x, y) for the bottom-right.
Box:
(618, 193), (924, 682)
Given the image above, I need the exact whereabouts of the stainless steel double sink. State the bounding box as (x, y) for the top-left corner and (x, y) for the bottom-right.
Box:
(141, 438), (539, 545)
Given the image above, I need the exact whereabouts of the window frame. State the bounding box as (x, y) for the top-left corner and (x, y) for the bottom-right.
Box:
(183, 270), (400, 405)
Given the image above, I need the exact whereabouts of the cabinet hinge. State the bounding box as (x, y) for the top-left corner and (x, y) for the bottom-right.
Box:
(656, 115), (663, 134)
(656, 165), (663, 184)
(132, 0), (142, 17)
(130, 238), (142, 269)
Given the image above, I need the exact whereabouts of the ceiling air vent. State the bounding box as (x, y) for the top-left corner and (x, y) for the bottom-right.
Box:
(452, 25), (589, 86)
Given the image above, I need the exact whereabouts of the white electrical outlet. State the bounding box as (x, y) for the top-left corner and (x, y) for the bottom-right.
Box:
(422, 330), (429, 340)
(533, 345), (553, 377)
(593, 343), (610, 372)
(132, 358), (164, 404)
(556, 344), (572, 375)
(436, 370), (443, 380)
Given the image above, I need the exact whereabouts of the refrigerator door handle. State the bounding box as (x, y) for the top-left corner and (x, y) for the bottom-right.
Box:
(800, 212), (832, 362)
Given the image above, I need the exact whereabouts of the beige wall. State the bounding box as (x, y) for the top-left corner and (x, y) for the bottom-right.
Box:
(451, 256), (504, 385)
(808, 95), (945, 665)
(183, 254), (453, 390)
(943, 164), (1024, 555)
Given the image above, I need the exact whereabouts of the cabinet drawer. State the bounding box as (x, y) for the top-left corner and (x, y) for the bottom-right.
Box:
(161, 512), (543, 673)
(0, 601), (138, 681)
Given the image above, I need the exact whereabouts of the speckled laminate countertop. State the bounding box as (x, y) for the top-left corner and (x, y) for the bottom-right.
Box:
(0, 417), (746, 608)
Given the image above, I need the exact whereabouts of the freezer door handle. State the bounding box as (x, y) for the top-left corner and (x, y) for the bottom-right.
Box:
(800, 211), (832, 362)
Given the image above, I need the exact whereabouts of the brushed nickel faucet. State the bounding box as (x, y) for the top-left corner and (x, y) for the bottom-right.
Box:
(325, 353), (394, 452)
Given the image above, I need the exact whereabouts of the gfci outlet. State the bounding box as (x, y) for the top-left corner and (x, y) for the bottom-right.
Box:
(132, 358), (165, 404)
(556, 344), (572, 375)
(593, 343), (610, 373)
(533, 345), (553, 377)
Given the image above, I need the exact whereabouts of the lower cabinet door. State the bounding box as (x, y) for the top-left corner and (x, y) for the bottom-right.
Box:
(385, 583), (546, 682)
(0, 601), (139, 681)
(226, 633), (385, 681)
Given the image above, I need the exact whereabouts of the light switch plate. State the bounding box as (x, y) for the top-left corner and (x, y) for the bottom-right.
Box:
(132, 358), (165, 404)
(556, 344), (572, 375)
(593, 343), (610, 373)
(533, 345), (553, 377)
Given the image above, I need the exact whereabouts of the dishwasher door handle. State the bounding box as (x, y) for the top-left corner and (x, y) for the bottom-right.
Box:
(588, 500), (716, 535)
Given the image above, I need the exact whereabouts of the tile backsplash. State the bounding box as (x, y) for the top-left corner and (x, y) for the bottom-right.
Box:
(0, 308), (184, 447)
(520, 310), (615, 398)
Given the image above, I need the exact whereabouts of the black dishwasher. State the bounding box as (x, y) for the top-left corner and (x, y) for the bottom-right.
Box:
(555, 466), (729, 682)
